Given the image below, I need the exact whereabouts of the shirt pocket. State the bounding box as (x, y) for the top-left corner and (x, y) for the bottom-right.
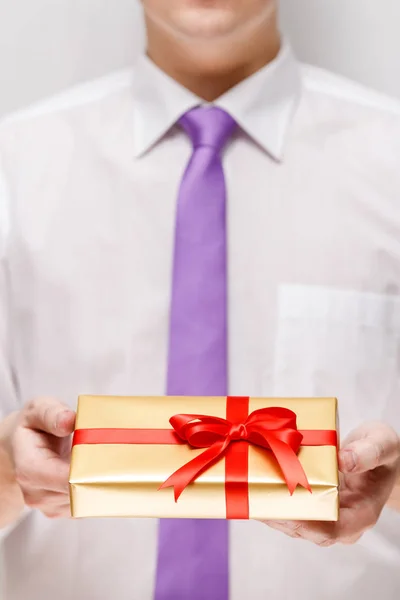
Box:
(273, 284), (400, 434)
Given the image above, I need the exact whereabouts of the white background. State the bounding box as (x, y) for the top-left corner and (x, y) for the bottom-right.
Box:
(0, 0), (400, 117)
(0, 0), (400, 593)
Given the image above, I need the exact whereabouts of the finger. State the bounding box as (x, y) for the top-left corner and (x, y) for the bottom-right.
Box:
(340, 424), (400, 473)
(263, 520), (338, 546)
(41, 503), (71, 520)
(336, 503), (380, 539)
(22, 398), (75, 438)
(23, 489), (70, 510)
(341, 533), (363, 545)
(264, 502), (378, 546)
(15, 449), (71, 494)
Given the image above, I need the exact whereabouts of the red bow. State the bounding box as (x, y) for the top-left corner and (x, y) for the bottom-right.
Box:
(159, 407), (311, 501)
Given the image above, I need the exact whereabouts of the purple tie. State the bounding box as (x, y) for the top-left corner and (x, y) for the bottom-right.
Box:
(155, 107), (237, 600)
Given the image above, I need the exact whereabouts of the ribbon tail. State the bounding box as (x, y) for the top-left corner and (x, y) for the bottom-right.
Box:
(159, 440), (228, 502)
(267, 436), (312, 495)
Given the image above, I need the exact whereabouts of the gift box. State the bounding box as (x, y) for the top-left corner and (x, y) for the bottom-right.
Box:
(69, 395), (339, 521)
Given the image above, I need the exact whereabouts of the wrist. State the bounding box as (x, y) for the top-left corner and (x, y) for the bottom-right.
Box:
(0, 413), (24, 529)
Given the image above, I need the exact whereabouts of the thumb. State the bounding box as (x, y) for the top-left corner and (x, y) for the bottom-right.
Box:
(339, 424), (400, 474)
(23, 398), (76, 438)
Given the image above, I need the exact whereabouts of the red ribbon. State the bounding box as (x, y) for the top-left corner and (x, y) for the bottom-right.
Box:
(73, 396), (337, 519)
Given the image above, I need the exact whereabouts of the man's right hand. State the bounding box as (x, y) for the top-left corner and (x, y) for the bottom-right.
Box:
(11, 398), (75, 519)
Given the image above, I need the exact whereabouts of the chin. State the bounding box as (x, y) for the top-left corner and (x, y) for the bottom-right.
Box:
(145, 0), (275, 41)
(183, 12), (240, 38)
(159, 5), (243, 40)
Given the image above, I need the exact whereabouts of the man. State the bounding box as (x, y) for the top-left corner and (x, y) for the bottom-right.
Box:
(0, 0), (400, 598)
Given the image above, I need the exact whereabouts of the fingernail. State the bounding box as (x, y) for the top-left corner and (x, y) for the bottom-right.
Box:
(343, 449), (357, 472)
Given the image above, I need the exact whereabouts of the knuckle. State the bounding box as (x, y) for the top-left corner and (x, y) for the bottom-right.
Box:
(289, 523), (304, 539)
(24, 494), (42, 509)
(42, 508), (67, 520)
(24, 398), (55, 425)
(373, 441), (385, 467)
(24, 399), (36, 413)
(318, 528), (338, 547)
(317, 537), (336, 548)
(24, 399), (41, 419)
(42, 403), (55, 429)
(42, 512), (59, 520)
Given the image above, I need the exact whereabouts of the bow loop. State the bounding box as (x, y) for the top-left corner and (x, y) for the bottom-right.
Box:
(245, 406), (298, 430)
(170, 414), (231, 448)
(160, 406), (311, 501)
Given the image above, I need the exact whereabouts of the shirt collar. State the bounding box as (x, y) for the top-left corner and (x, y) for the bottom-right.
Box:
(132, 41), (302, 161)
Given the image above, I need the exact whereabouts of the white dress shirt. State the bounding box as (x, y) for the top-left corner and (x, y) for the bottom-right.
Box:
(1, 42), (400, 600)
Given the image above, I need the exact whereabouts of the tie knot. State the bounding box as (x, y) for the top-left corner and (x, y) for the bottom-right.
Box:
(179, 106), (236, 153)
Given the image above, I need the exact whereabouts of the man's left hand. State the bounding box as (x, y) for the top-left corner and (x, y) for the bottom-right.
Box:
(264, 422), (400, 546)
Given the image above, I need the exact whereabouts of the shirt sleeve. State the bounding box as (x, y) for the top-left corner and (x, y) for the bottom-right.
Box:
(0, 158), (27, 542)
(0, 160), (19, 420)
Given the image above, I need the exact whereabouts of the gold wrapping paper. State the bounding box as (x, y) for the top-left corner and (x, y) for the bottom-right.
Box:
(69, 396), (339, 521)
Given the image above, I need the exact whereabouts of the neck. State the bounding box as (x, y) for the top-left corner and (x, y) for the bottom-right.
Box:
(145, 11), (281, 102)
